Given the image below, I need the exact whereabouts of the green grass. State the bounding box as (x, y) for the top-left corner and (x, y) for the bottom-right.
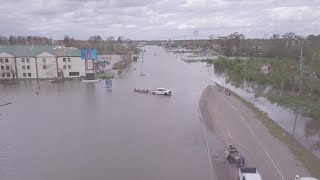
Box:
(215, 84), (320, 178)
(96, 73), (114, 79)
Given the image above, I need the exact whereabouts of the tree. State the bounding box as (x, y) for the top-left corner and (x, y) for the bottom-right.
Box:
(270, 34), (280, 39)
(230, 32), (245, 54)
(8, 35), (15, 45)
(117, 36), (123, 44)
(209, 34), (216, 50)
(63, 35), (72, 47)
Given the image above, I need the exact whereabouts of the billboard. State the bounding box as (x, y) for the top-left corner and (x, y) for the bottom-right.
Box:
(81, 48), (97, 60)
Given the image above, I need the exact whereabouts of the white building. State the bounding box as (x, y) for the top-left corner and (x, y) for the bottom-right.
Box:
(0, 45), (85, 80)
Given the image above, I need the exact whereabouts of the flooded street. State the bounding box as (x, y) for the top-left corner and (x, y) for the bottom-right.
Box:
(0, 46), (213, 180)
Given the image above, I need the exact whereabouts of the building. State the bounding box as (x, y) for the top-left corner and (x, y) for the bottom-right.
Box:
(0, 45), (85, 80)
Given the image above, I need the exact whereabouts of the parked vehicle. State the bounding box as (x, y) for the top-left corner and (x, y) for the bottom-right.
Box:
(150, 88), (172, 96)
(239, 167), (263, 180)
(299, 176), (319, 180)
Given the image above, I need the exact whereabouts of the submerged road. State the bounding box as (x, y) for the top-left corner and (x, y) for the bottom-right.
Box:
(199, 85), (310, 180)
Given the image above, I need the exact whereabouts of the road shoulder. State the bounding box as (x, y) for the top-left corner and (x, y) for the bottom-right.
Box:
(199, 84), (319, 180)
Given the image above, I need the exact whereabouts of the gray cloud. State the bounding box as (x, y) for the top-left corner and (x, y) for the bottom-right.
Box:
(0, 0), (319, 40)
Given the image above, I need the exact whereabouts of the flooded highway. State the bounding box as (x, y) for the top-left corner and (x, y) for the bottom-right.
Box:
(0, 46), (213, 180)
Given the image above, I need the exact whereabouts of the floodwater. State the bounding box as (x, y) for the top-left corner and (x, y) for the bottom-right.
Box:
(212, 74), (320, 159)
(0, 46), (213, 180)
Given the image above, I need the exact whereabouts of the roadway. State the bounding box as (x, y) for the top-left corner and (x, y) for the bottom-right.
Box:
(199, 85), (310, 180)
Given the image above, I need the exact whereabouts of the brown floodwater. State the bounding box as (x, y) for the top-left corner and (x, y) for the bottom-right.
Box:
(0, 46), (214, 180)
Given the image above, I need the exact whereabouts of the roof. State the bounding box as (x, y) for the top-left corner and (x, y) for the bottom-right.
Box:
(301, 178), (319, 180)
(244, 173), (263, 180)
(0, 45), (80, 57)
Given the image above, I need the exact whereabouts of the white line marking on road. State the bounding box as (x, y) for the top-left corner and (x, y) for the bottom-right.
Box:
(198, 108), (215, 180)
(222, 95), (286, 180)
(226, 128), (232, 139)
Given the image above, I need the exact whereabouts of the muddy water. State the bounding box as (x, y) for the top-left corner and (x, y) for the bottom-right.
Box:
(211, 74), (320, 159)
(0, 46), (213, 180)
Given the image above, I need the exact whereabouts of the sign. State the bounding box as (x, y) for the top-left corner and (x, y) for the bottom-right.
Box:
(106, 79), (112, 88)
(81, 48), (97, 60)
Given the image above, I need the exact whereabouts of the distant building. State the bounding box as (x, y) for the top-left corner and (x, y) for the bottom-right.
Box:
(0, 45), (85, 80)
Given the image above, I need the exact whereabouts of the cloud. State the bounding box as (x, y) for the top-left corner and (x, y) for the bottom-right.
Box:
(0, 0), (319, 40)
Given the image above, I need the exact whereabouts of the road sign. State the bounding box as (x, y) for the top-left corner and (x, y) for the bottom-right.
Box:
(81, 48), (97, 60)
(106, 79), (112, 88)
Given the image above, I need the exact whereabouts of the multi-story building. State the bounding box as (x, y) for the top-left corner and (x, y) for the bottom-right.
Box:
(0, 45), (85, 80)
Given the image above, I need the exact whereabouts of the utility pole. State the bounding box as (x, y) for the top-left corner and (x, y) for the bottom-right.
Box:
(299, 47), (303, 94)
(193, 30), (198, 49)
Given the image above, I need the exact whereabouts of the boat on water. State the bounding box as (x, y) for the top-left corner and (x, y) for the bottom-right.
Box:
(133, 88), (149, 93)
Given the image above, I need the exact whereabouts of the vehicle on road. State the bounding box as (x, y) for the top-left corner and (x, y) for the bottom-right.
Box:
(238, 167), (263, 180)
(150, 88), (172, 96)
(299, 177), (319, 180)
(225, 144), (245, 167)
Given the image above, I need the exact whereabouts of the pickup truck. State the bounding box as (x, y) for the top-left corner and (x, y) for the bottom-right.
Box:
(239, 168), (263, 180)
(150, 88), (172, 96)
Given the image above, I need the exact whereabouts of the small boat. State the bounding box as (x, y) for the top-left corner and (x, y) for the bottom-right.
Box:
(133, 88), (149, 93)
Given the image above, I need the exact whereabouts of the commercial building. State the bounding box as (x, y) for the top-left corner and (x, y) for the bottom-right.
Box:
(0, 45), (85, 80)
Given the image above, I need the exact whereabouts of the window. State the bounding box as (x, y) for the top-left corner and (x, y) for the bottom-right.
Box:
(28, 73), (31, 77)
(68, 65), (71, 69)
(26, 58), (30, 63)
(5, 58), (9, 63)
(23, 73), (26, 77)
(63, 65), (67, 69)
(43, 65), (47, 69)
(1, 73), (5, 77)
(22, 58), (25, 62)
(22, 65), (26, 70)
(1, 66), (4, 70)
(69, 72), (79, 76)
(7, 73), (10, 77)
(27, 65), (30, 70)
(42, 58), (46, 63)
(63, 58), (66, 62)
(6, 66), (9, 70)
(0, 59), (3, 63)
(68, 58), (71, 62)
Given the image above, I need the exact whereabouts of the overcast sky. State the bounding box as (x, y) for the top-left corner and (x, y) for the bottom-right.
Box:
(0, 0), (319, 40)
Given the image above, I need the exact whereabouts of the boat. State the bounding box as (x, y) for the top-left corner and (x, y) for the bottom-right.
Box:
(133, 88), (149, 93)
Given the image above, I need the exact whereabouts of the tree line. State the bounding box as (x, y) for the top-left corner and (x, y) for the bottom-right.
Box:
(0, 35), (140, 55)
(0, 36), (54, 46)
(165, 32), (320, 76)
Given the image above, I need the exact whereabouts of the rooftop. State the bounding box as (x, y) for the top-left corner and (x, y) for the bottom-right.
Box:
(0, 45), (80, 57)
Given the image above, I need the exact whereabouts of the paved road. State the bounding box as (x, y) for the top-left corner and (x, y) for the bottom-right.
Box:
(199, 85), (310, 180)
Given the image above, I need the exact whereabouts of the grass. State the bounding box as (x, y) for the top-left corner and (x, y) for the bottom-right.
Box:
(215, 84), (320, 178)
(95, 73), (114, 79)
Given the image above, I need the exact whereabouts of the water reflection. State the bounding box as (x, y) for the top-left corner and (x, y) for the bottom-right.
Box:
(0, 46), (212, 180)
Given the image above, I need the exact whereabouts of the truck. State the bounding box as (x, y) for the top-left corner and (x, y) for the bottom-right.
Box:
(239, 167), (263, 180)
